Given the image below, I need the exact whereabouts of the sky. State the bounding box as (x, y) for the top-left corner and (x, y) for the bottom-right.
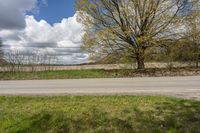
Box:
(27, 0), (76, 24)
(0, 0), (88, 64)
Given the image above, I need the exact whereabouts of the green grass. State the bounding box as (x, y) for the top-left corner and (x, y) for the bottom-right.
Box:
(0, 69), (135, 80)
(0, 96), (200, 133)
(0, 67), (199, 80)
(0, 70), (115, 80)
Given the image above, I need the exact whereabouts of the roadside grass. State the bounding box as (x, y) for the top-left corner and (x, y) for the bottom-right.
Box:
(0, 70), (112, 80)
(0, 96), (199, 133)
(0, 67), (199, 80)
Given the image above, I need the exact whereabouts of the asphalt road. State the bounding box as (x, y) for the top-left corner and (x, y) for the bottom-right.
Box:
(0, 76), (200, 100)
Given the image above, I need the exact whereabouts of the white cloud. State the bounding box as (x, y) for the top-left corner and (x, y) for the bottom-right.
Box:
(0, 13), (88, 64)
(21, 14), (84, 46)
(22, 16), (54, 43)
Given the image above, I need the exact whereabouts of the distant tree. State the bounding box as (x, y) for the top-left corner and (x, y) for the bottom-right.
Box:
(0, 38), (3, 60)
(77, 0), (196, 69)
(183, 6), (200, 67)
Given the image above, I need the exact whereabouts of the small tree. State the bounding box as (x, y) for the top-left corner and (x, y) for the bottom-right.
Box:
(77, 0), (194, 69)
(0, 38), (3, 60)
(184, 7), (200, 67)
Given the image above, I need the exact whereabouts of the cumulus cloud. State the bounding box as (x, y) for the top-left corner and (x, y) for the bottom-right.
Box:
(0, 0), (37, 30)
(21, 14), (84, 47)
(0, 13), (88, 64)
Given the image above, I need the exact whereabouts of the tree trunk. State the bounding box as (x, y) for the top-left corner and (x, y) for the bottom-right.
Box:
(136, 56), (145, 69)
(196, 54), (199, 68)
(135, 48), (146, 69)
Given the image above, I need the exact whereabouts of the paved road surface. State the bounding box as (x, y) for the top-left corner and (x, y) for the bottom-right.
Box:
(0, 76), (200, 100)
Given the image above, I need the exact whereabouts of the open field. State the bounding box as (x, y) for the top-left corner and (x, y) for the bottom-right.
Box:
(0, 67), (199, 80)
(0, 96), (200, 133)
(0, 62), (198, 72)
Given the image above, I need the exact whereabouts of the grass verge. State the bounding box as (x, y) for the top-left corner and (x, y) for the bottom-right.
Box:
(0, 67), (199, 80)
(0, 96), (200, 133)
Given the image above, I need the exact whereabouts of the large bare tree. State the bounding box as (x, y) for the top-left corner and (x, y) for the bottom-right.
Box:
(77, 0), (198, 69)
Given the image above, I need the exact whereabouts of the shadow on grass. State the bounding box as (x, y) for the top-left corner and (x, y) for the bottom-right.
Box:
(5, 99), (200, 133)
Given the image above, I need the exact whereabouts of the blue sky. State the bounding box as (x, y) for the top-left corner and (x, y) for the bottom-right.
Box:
(28, 0), (76, 24)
